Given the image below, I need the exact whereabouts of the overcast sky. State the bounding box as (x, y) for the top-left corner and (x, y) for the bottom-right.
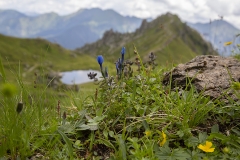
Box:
(0, 0), (240, 29)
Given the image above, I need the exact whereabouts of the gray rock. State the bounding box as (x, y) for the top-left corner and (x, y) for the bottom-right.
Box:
(163, 55), (240, 102)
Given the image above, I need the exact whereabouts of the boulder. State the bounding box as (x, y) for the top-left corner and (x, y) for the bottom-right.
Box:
(163, 55), (240, 102)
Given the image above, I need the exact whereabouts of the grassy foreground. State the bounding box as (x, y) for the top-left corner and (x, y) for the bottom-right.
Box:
(1, 46), (240, 160)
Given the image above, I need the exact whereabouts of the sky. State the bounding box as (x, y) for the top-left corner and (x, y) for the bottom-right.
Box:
(0, 0), (240, 29)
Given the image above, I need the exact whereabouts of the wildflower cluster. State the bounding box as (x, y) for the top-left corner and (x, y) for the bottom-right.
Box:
(115, 47), (134, 79)
(82, 46), (240, 159)
(93, 47), (158, 82)
(90, 47), (135, 83)
(145, 52), (157, 69)
(134, 51), (157, 73)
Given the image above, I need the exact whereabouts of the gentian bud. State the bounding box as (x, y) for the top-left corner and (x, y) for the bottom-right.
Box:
(97, 55), (104, 70)
(121, 47), (125, 64)
(121, 47), (126, 55)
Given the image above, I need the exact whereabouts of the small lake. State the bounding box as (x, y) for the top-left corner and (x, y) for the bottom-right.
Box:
(60, 70), (102, 85)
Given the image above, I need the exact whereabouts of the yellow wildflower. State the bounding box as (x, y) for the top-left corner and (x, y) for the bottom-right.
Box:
(144, 130), (152, 137)
(159, 131), (167, 146)
(198, 141), (215, 152)
(224, 41), (232, 46)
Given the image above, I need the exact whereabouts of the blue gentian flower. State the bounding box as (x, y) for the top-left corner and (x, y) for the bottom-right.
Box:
(97, 55), (104, 70)
(121, 47), (125, 64)
(121, 47), (126, 55)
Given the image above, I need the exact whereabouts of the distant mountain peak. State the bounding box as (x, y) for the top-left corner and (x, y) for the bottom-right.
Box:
(188, 19), (240, 56)
(0, 7), (142, 49)
(0, 9), (27, 16)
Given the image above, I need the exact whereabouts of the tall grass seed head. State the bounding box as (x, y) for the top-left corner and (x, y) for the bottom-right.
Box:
(62, 111), (67, 120)
(16, 102), (24, 114)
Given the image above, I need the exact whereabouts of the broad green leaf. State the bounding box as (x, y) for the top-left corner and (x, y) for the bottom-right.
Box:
(109, 131), (115, 138)
(185, 136), (199, 147)
(156, 147), (191, 160)
(96, 138), (116, 152)
(57, 129), (73, 159)
(231, 128), (240, 136)
(96, 106), (104, 117)
(58, 124), (74, 133)
(198, 132), (207, 143)
(77, 124), (90, 130)
(211, 124), (219, 133)
(117, 135), (127, 160)
(103, 130), (108, 138)
(142, 119), (149, 130)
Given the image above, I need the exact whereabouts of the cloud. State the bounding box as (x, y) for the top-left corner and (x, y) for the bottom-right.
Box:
(0, 0), (239, 29)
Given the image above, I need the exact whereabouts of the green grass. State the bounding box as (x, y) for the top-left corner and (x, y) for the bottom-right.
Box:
(1, 45), (240, 159)
(0, 34), (117, 83)
(0, 34), (97, 70)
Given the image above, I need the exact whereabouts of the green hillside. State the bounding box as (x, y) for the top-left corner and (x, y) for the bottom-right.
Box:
(0, 34), (103, 82)
(77, 13), (217, 65)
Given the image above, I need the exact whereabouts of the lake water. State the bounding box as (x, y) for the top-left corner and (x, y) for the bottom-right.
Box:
(60, 70), (102, 85)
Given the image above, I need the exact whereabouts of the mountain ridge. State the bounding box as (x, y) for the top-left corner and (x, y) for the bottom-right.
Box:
(77, 12), (217, 65)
